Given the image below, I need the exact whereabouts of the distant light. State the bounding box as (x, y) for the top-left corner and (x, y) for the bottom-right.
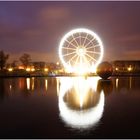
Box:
(44, 68), (48, 72)
(26, 68), (31, 72)
(127, 65), (132, 72)
(8, 68), (13, 72)
(115, 67), (119, 71)
(56, 62), (60, 65)
(31, 68), (35, 72)
(18, 66), (24, 70)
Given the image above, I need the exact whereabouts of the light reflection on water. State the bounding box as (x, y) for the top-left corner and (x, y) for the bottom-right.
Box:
(45, 79), (48, 91)
(26, 78), (30, 90)
(57, 77), (105, 130)
(0, 76), (137, 98)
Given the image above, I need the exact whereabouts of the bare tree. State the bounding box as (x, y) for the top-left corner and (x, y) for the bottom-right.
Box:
(11, 60), (18, 69)
(0, 50), (9, 70)
(20, 53), (31, 68)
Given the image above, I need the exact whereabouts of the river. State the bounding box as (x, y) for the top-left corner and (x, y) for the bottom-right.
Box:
(0, 76), (140, 138)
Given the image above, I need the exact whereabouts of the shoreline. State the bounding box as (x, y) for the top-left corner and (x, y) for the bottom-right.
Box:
(0, 74), (140, 78)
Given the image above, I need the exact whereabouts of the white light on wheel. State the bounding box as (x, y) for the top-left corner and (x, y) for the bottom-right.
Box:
(59, 28), (104, 74)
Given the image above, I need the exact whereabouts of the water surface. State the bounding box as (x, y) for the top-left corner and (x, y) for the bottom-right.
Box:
(0, 76), (140, 138)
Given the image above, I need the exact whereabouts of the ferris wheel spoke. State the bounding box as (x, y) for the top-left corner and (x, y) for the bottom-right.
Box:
(79, 56), (83, 66)
(62, 51), (76, 57)
(72, 34), (79, 46)
(62, 47), (76, 51)
(86, 44), (100, 50)
(86, 50), (101, 55)
(85, 53), (97, 62)
(82, 33), (88, 46)
(84, 37), (95, 48)
(67, 53), (78, 64)
(83, 55), (90, 66)
(74, 55), (79, 66)
(66, 39), (77, 48)
(86, 56), (94, 63)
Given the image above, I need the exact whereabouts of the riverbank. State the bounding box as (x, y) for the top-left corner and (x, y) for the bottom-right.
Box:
(0, 71), (140, 78)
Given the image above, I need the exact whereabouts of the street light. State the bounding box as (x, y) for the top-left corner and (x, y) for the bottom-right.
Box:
(8, 68), (13, 72)
(127, 65), (132, 72)
(44, 68), (48, 72)
(115, 67), (119, 71)
(26, 68), (31, 72)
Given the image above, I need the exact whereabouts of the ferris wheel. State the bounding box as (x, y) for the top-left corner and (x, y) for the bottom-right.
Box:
(59, 28), (104, 73)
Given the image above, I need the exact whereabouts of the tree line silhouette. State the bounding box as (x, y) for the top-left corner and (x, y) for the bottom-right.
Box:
(0, 50), (31, 70)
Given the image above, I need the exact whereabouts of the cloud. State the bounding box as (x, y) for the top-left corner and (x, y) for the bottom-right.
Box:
(40, 6), (70, 22)
(123, 50), (140, 60)
(116, 34), (140, 43)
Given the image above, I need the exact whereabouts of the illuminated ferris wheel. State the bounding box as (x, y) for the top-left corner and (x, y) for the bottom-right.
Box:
(59, 28), (104, 73)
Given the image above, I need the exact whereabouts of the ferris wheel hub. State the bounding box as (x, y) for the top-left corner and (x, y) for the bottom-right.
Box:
(76, 47), (86, 56)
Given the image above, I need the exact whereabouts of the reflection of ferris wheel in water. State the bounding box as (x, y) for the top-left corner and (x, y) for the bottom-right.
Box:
(59, 28), (104, 73)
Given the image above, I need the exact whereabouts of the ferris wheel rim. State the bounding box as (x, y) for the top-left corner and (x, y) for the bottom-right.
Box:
(59, 28), (104, 72)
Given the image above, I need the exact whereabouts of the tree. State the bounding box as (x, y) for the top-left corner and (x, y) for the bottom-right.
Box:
(11, 60), (18, 69)
(20, 53), (31, 68)
(0, 50), (9, 70)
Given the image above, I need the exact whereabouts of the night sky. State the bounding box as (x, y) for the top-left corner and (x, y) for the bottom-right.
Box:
(1, 1), (140, 63)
